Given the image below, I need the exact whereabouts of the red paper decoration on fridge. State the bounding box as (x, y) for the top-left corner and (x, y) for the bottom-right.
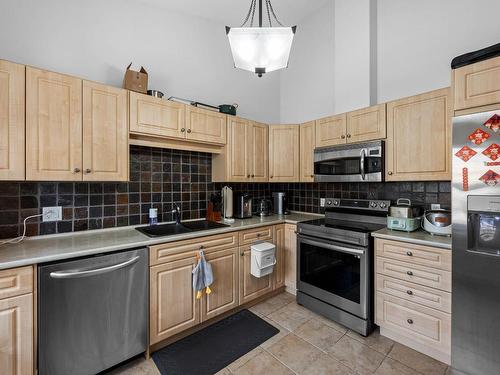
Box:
(479, 170), (500, 186)
(482, 143), (500, 161)
(462, 168), (469, 191)
(468, 128), (491, 145)
(484, 114), (500, 133)
(455, 146), (477, 162)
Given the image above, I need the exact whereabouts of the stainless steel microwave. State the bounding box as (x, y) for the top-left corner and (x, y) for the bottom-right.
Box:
(314, 140), (384, 182)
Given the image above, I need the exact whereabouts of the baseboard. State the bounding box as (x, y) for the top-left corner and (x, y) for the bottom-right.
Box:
(380, 326), (451, 365)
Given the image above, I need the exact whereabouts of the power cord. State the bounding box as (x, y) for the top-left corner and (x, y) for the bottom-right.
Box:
(0, 214), (43, 247)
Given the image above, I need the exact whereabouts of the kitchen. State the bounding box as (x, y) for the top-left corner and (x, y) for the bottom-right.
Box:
(0, 0), (499, 374)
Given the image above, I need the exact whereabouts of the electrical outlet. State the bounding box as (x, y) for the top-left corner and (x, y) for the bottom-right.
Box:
(430, 203), (441, 210)
(43, 206), (62, 222)
(320, 198), (326, 207)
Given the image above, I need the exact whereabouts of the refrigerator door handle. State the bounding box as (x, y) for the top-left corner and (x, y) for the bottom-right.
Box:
(49, 256), (140, 279)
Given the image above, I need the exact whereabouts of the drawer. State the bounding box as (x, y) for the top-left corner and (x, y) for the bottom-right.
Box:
(376, 292), (450, 353)
(376, 257), (451, 292)
(0, 266), (33, 300)
(376, 274), (451, 313)
(150, 232), (238, 266)
(375, 239), (451, 271)
(238, 225), (273, 245)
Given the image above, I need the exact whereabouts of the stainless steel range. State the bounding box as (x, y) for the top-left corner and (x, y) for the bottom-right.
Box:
(296, 198), (390, 336)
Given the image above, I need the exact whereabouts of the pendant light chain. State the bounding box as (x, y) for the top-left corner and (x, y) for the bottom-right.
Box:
(240, 0), (284, 28)
(240, 0), (256, 27)
(265, 0), (272, 26)
(266, 0), (284, 27)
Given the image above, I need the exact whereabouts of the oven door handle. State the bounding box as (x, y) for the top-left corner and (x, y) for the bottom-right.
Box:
(300, 237), (365, 256)
(360, 149), (366, 180)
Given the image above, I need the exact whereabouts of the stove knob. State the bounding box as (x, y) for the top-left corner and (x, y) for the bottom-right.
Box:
(370, 201), (378, 208)
(380, 202), (388, 209)
(326, 200), (333, 206)
(333, 200), (339, 206)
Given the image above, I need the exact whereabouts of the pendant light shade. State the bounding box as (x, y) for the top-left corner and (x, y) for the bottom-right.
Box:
(226, 26), (296, 76)
(226, 0), (297, 77)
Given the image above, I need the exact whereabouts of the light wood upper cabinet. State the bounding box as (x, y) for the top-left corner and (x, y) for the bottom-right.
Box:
(386, 88), (451, 181)
(269, 125), (300, 182)
(274, 225), (286, 289)
(83, 81), (128, 181)
(185, 106), (226, 145)
(299, 121), (316, 182)
(228, 117), (250, 181)
(248, 121), (268, 182)
(201, 248), (239, 322)
(239, 245), (273, 305)
(453, 55), (500, 111)
(347, 104), (386, 143)
(315, 113), (347, 147)
(150, 255), (200, 344)
(0, 61), (25, 181)
(26, 67), (83, 181)
(129, 91), (185, 139)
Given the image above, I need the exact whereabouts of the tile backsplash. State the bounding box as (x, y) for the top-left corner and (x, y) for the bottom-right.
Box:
(0, 146), (451, 239)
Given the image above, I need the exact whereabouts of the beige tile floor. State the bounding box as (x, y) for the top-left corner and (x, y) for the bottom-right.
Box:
(108, 292), (450, 375)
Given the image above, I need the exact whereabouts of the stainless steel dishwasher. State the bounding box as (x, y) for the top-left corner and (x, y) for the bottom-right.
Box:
(38, 247), (148, 375)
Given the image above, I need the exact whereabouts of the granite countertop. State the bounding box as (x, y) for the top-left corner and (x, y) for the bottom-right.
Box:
(372, 228), (452, 250)
(0, 212), (320, 270)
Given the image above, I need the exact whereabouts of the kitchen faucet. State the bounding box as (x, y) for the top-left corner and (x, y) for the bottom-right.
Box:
(172, 203), (181, 224)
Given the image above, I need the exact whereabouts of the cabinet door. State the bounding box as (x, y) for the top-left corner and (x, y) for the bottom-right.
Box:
(269, 125), (300, 182)
(248, 121), (269, 182)
(129, 91), (185, 139)
(347, 104), (386, 143)
(185, 106), (226, 145)
(0, 61), (25, 180)
(0, 294), (33, 375)
(201, 248), (239, 321)
(284, 224), (297, 293)
(150, 256), (200, 344)
(83, 81), (128, 181)
(26, 67), (82, 181)
(274, 225), (286, 289)
(386, 88), (451, 181)
(453, 55), (500, 111)
(239, 246), (273, 305)
(226, 117), (250, 182)
(315, 113), (347, 147)
(299, 121), (316, 182)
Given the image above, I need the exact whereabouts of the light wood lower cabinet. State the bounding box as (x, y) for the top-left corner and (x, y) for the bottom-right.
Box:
(0, 60), (25, 180)
(150, 255), (200, 345)
(238, 245), (274, 305)
(284, 224), (297, 293)
(269, 125), (300, 182)
(299, 121), (315, 182)
(0, 266), (34, 375)
(386, 88), (451, 181)
(26, 67), (83, 181)
(273, 225), (286, 289)
(201, 248), (239, 322)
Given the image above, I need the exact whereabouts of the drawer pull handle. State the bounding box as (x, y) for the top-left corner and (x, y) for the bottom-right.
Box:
(407, 319), (414, 324)
(407, 290), (413, 295)
(406, 251), (413, 256)
(257, 233), (261, 237)
(407, 271), (413, 276)
(199, 246), (204, 250)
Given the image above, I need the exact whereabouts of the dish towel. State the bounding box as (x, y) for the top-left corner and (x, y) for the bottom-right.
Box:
(192, 250), (214, 299)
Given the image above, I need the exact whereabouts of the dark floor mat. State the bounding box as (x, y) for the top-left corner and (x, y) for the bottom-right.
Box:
(152, 309), (279, 375)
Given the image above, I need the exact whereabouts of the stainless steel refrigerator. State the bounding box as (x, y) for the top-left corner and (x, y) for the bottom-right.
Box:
(452, 110), (500, 375)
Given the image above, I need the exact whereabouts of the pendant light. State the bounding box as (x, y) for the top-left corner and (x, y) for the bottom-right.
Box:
(226, 0), (297, 77)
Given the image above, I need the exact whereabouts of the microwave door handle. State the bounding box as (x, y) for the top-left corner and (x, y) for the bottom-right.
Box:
(360, 149), (366, 180)
(301, 238), (365, 255)
(49, 256), (140, 279)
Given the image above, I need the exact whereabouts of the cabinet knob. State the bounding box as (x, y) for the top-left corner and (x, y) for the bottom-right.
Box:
(310, 174), (314, 178)
(84, 169), (92, 174)
(181, 128), (186, 132)
(199, 245), (204, 250)
(247, 174), (250, 178)
(388, 171), (393, 175)
(341, 135), (346, 139)
(407, 319), (414, 325)
(252, 174), (255, 178)
(73, 168), (81, 173)
(270, 176), (273, 178)
(407, 290), (413, 295)
(240, 252), (244, 256)
(187, 129), (192, 133)
(346, 134), (351, 138)
(407, 271), (413, 276)
(406, 251), (413, 256)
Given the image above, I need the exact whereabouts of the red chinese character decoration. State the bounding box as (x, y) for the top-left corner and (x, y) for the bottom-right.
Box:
(462, 168), (469, 191)
(468, 128), (491, 145)
(482, 143), (500, 161)
(455, 146), (477, 162)
(479, 170), (500, 186)
(484, 114), (500, 133)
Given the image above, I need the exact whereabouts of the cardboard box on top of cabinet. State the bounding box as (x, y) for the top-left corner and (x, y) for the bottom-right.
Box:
(123, 63), (148, 93)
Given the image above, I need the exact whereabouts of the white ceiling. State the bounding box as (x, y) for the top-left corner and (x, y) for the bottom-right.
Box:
(142, 0), (330, 25)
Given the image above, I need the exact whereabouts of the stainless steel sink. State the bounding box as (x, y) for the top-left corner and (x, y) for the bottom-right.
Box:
(135, 220), (230, 238)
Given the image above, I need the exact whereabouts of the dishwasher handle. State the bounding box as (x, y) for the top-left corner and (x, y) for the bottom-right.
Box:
(49, 256), (140, 279)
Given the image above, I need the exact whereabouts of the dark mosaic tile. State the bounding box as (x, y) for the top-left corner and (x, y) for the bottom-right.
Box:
(57, 221), (73, 233)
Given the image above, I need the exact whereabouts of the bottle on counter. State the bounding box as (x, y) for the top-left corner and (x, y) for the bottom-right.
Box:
(149, 208), (158, 225)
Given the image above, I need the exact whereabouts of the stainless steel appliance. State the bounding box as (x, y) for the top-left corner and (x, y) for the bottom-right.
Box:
(221, 186), (234, 221)
(38, 248), (148, 375)
(297, 198), (390, 336)
(235, 193), (253, 219)
(272, 192), (289, 215)
(422, 209), (451, 236)
(451, 109), (500, 375)
(314, 140), (384, 182)
(256, 198), (272, 217)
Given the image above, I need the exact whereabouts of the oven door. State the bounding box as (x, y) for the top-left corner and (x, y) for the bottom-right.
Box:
(297, 234), (368, 319)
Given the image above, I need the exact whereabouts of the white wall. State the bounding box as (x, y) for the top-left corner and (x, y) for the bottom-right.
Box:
(279, 1), (335, 124)
(0, 0), (281, 123)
